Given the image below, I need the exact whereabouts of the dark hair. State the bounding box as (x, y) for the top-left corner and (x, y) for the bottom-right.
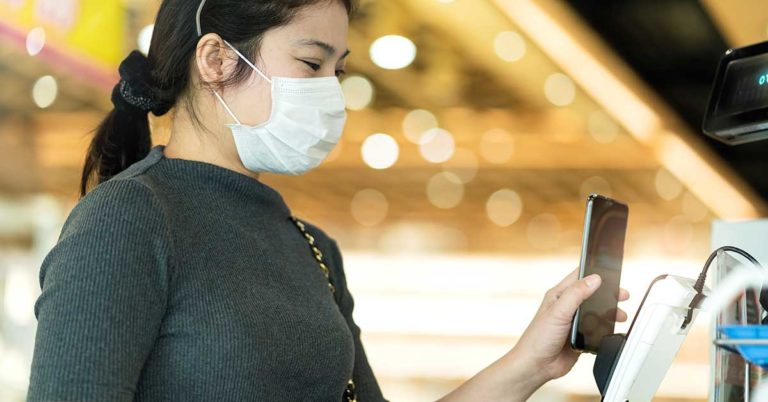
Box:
(80, 0), (356, 197)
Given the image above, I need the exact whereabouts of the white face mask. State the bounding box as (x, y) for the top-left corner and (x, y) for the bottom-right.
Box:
(213, 41), (347, 175)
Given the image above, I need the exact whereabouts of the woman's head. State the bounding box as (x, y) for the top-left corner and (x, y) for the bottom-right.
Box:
(81, 0), (356, 197)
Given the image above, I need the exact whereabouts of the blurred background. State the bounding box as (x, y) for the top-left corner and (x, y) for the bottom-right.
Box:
(1, 0), (768, 401)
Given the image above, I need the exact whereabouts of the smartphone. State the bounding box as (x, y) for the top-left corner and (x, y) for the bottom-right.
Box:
(569, 194), (628, 354)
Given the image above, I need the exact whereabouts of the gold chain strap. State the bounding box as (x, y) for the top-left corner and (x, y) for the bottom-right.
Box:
(290, 216), (357, 402)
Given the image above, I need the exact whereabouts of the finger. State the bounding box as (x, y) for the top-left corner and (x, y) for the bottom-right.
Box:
(550, 274), (602, 322)
(618, 288), (630, 302)
(535, 268), (580, 318)
(551, 267), (580, 295)
(616, 308), (628, 323)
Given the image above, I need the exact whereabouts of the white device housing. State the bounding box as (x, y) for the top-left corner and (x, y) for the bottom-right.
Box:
(709, 220), (768, 402)
(603, 275), (707, 402)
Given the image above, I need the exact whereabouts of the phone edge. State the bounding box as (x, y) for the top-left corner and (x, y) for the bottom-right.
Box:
(570, 194), (596, 352)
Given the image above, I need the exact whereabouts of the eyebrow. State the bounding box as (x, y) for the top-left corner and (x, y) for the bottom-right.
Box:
(296, 39), (351, 60)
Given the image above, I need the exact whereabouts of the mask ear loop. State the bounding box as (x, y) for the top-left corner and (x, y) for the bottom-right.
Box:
(212, 41), (274, 125)
(212, 90), (241, 125)
(223, 40), (273, 84)
(209, 41), (274, 125)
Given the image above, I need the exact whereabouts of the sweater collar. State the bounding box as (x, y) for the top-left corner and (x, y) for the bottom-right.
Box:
(151, 145), (292, 218)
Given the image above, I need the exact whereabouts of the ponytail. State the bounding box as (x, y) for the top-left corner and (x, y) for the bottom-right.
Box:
(80, 51), (172, 197)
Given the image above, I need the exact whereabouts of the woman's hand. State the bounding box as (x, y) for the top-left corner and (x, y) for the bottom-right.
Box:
(438, 269), (629, 402)
(509, 269), (629, 384)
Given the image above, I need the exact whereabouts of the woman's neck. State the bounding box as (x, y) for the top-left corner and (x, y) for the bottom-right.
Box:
(164, 111), (261, 182)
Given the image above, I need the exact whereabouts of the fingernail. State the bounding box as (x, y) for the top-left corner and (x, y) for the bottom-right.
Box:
(585, 274), (600, 288)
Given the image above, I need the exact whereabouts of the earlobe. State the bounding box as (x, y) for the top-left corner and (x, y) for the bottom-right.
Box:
(195, 34), (232, 86)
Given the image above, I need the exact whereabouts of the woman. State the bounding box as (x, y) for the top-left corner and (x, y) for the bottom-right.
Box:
(27, 0), (629, 401)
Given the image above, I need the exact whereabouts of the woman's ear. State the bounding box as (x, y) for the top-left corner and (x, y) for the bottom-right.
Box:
(195, 34), (238, 87)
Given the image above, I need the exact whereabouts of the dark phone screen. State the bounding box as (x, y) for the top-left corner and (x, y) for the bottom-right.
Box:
(573, 196), (628, 353)
(715, 52), (768, 117)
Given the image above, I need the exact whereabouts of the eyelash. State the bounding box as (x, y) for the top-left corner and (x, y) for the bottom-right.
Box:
(302, 60), (346, 77)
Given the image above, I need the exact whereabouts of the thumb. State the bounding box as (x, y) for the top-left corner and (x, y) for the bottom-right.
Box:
(550, 274), (602, 322)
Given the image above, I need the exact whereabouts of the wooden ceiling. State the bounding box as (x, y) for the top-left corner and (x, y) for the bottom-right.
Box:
(0, 0), (765, 258)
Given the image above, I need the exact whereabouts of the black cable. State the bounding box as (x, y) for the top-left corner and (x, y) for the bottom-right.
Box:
(681, 246), (763, 330)
(693, 246), (763, 294)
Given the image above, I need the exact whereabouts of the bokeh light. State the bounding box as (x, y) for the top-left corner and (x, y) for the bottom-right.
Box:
(138, 24), (154, 55)
(588, 110), (620, 144)
(403, 109), (439, 144)
(479, 128), (514, 164)
(682, 192), (709, 223)
(527, 213), (562, 250)
(655, 169), (683, 201)
(427, 172), (464, 209)
(341, 75), (375, 110)
(32, 76), (58, 109)
(362, 133), (399, 170)
(486, 189), (523, 227)
(350, 189), (389, 227)
(370, 35), (417, 70)
(26, 27), (45, 56)
(544, 73), (576, 106)
(493, 31), (526, 62)
(419, 128), (455, 164)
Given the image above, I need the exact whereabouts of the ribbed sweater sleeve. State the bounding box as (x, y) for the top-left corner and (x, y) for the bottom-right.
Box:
(27, 179), (172, 402)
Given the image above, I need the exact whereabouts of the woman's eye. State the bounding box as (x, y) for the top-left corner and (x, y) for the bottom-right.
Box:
(302, 60), (321, 71)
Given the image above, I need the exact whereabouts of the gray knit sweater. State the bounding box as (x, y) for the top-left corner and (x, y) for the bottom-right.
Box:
(27, 145), (386, 402)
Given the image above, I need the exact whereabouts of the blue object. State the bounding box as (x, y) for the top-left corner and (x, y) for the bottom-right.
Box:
(719, 325), (768, 368)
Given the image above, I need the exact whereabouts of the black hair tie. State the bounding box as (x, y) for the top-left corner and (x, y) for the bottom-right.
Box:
(111, 50), (172, 116)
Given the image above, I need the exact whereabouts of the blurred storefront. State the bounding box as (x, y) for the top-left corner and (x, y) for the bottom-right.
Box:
(1, 0), (767, 401)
